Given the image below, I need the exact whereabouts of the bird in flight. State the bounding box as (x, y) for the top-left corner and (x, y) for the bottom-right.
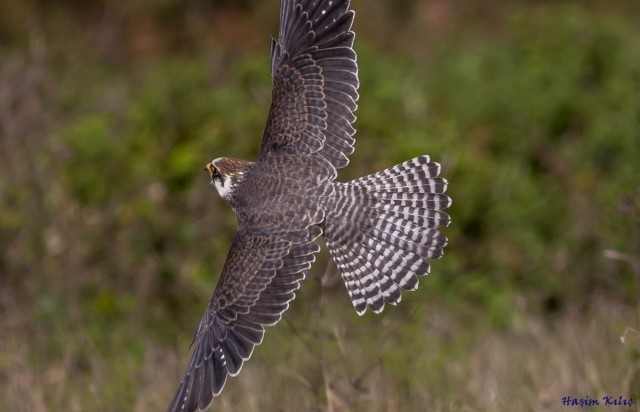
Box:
(168, 1), (451, 410)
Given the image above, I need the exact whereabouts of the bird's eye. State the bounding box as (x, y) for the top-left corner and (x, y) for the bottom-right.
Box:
(205, 163), (221, 178)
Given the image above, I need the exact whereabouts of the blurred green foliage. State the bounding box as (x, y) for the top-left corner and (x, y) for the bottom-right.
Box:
(0, 1), (639, 411)
(426, 5), (640, 311)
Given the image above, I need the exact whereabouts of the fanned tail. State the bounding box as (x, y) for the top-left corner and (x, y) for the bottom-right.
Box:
(323, 155), (451, 315)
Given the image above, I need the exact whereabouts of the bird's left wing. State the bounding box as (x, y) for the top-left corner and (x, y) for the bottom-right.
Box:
(168, 229), (319, 412)
(259, 0), (359, 170)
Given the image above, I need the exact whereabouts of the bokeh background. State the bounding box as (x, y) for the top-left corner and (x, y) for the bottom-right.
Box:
(1, 0), (639, 410)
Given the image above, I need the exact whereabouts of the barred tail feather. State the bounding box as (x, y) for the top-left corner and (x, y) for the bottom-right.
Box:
(324, 155), (451, 315)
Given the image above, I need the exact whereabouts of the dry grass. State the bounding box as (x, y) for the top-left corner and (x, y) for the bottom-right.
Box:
(2, 281), (638, 411)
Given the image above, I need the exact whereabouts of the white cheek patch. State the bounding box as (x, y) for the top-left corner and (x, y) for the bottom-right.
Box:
(213, 177), (234, 200)
(213, 179), (228, 199)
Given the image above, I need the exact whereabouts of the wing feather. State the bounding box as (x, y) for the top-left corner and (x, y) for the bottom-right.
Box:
(167, 230), (319, 412)
(260, 0), (359, 170)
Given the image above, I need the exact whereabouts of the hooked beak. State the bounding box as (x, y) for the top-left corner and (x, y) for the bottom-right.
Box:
(204, 163), (214, 174)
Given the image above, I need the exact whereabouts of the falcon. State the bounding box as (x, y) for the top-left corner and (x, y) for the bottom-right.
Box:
(168, 1), (451, 410)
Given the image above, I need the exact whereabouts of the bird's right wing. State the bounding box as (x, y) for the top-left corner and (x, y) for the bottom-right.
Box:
(259, 0), (359, 171)
(168, 229), (319, 412)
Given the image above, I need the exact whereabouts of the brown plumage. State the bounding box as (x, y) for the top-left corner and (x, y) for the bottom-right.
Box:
(168, 1), (451, 411)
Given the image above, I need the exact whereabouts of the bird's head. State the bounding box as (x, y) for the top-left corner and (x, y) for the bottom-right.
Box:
(205, 157), (252, 201)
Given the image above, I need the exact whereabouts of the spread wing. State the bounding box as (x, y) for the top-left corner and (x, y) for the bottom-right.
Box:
(168, 229), (319, 412)
(260, 0), (359, 170)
